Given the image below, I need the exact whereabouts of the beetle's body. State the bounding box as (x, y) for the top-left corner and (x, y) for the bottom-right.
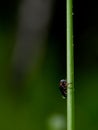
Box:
(59, 79), (67, 98)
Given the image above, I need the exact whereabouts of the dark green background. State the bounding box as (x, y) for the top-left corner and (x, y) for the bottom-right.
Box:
(0, 0), (98, 130)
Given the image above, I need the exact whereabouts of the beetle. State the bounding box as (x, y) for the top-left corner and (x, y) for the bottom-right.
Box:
(59, 79), (67, 98)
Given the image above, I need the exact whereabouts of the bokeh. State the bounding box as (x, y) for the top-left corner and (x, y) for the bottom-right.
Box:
(0, 0), (98, 130)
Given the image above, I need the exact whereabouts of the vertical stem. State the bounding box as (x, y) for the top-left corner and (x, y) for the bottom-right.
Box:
(67, 0), (74, 130)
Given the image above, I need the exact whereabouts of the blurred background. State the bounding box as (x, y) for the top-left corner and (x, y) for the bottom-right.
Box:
(0, 0), (98, 130)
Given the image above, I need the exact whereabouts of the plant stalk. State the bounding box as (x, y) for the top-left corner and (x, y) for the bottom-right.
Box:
(67, 0), (74, 130)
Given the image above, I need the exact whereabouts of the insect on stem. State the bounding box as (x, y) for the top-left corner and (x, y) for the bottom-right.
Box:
(59, 79), (72, 98)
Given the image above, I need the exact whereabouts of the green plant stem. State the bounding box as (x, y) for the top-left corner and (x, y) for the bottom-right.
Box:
(67, 0), (74, 130)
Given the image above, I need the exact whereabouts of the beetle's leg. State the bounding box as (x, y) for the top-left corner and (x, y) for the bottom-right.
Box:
(66, 82), (72, 86)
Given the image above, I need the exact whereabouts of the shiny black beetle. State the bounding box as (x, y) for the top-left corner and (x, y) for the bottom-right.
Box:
(59, 79), (67, 98)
